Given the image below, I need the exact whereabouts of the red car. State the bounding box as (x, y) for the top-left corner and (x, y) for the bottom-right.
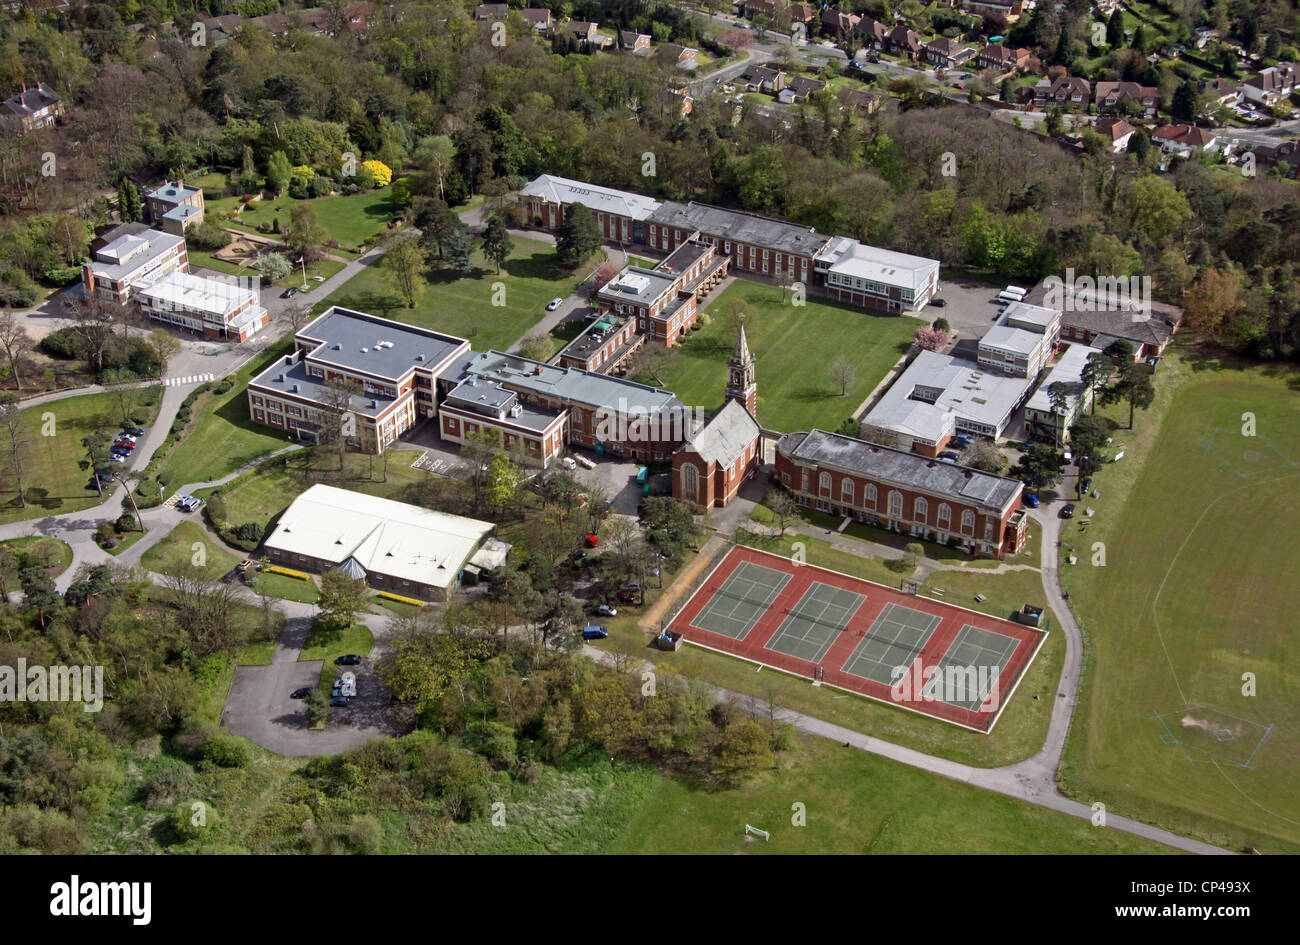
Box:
(584, 534), (599, 548)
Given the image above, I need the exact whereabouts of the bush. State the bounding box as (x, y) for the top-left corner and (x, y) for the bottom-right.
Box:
(172, 720), (217, 760)
(38, 328), (83, 360)
(309, 175), (333, 197)
(171, 799), (217, 843)
(42, 265), (82, 286)
(202, 733), (251, 769)
(233, 522), (263, 543)
(143, 761), (194, 808)
(186, 219), (233, 251)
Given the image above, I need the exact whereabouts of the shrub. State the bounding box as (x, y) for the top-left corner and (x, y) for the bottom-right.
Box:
(172, 720), (217, 760)
(171, 799), (217, 843)
(202, 733), (251, 768)
(186, 219), (233, 251)
(144, 761), (194, 808)
(233, 522), (263, 543)
(38, 328), (83, 360)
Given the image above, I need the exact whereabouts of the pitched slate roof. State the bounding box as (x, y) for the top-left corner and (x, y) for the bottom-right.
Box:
(678, 399), (759, 468)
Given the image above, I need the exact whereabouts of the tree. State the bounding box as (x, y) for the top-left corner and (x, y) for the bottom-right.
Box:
(79, 428), (116, 499)
(767, 489), (803, 538)
(66, 295), (121, 375)
(1068, 414), (1111, 475)
(318, 376), (363, 468)
(413, 197), (459, 259)
(149, 328), (181, 375)
(158, 555), (242, 655)
(1047, 381), (1070, 447)
(485, 451), (522, 516)
(555, 202), (602, 270)
(102, 369), (144, 425)
(382, 237), (425, 308)
(1012, 442), (1066, 492)
(913, 325), (949, 351)
(961, 440), (1006, 474)
(255, 251), (292, 284)
(19, 566), (59, 628)
(317, 570), (368, 626)
(265, 150), (293, 196)
(1105, 9), (1124, 48)
(117, 178), (142, 223)
(829, 355), (856, 396)
(1103, 338), (1135, 366)
(1108, 361), (1155, 429)
(0, 395), (28, 508)
(0, 312), (33, 391)
(445, 225), (474, 277)
(518, 333), (552, 362)
(1171, 79), (1199, 122)
(481, 214), (513, 275)
(360, 159), (393, 188)
(714, 718), (774, 785)
(284, 204), (327, 256)
(1079, 351), (1114, 415)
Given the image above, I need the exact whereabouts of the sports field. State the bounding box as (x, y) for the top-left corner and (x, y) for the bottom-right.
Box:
(669, 546), (1047, 732)
(1061, 350), (1300, 853)
(632, 280), (920, 433)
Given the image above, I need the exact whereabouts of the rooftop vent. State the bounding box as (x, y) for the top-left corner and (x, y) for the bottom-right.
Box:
(284, 355), (293, 365)
(332, 344), (341, 350)
(361, 347), (368, 353)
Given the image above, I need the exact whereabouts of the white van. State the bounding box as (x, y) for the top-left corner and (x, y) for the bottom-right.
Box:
(998, 286), (1027, 304)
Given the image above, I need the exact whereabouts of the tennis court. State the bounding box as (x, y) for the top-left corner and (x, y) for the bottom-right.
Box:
(669, 546), (1049, 733)
(840, 603), (942, 686)
(932, 625), (1023, 711)
(764, 583), (866, 664)
(689, 560), (791, 641)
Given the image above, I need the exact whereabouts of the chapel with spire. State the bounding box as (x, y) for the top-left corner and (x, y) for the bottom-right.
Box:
(725, 322), (757, 418)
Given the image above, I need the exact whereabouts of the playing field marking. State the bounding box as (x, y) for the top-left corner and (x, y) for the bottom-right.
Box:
(690, 561), (791, 641)
(764, 582), (865, 664)
(840, 602), (941, 686)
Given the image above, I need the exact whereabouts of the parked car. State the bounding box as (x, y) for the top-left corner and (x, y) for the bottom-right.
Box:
(335, 654), (362, 666)
(595, 604), (618, 617)
(113, 439), (135, 451)
(929, 297), (946, 307)
(122, 427), (145, 437)
(546, 297), (564, 311)
(938, 450), (961, 462)
(1078, 477), (1092, 495)
(177, 495), (202, 512)
(951, 434), (972, 448)
(280, 287), (297, 299)
(115, 433), (137, 443)
(1023, 493), (1040, 508)
(1059, 503), (1076, 519)
(109, 446), (131, 458)
(290, 687), (312, 699)
(330, 695), (349, 707)
(581, 626), (609, 641)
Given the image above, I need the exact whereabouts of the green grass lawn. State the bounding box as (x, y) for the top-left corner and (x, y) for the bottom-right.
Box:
(1059, 344), (1300, 854)
(104, 526), (147, 556)
(0, 389), (163, 525)
(320, 236), (598, 352)
(601, 528), (1063, 768)
(153, 339), (295, 495)
(246, 570), (321, 605)
(0, 536), (73, 590)
(610, 732), (1175, 853)
(187, 249), (346, 290)
(298, 620), (374, 663)
(140, 520), (239, 579)
(633, 280), (920, 433)
(200, 175), (403, 251)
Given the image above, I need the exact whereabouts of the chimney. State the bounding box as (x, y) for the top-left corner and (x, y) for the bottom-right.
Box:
(534, 365), (544, 376)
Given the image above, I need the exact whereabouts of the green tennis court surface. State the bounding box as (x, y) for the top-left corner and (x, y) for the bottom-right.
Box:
(765, 582), (865, 663)
(841, 602), (942, 685)
(691, 561), (792, 641)
(932, 625), (1022, 711)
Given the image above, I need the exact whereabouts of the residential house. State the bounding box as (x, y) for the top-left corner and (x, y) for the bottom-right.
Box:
(1202, 77), (1240, 108)
(658, 86), (693, 119)
(788, 4), (816, 24)
(1094, 80), (1159, 118)
(775, 429), (1028, 558)
(1244, 138), (1299, 178)
(619, 30), (651, 53)
(1092, 117), (1138, 152)
(1034, 75), (1091, 109)
(1192, 27), (1217, 49)
(1242, 63), (1298, 107)
(785, 75), (825, 102)
(657, 43), (698, 69)
(251, 9), (333, 37)
(568, 20), (599, 43)
(520, 7), (551, 31)
(473, 2), (508, 20)
(923, 37), (973, 70)
(820, 9), (860, 39)
(341, 2), (376, 35)
(1, 82), (66, 135)
(739, 65), (787, 94)
(856, 16), (888, 49)
(958, 0), (1029, 18)
(1151, 123), (1226, 157)
(976, 44), (1030, 73)
(835, 86), (882, 113)
(199, 13), (242, 44)
(885, 25), (923, 59)
(145, 180), (205, 235)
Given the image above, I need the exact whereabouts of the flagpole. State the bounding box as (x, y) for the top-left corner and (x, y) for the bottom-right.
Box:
(299, 254), (307, 291)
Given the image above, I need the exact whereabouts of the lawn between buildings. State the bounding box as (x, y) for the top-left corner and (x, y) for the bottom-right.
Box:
(1057, 344), (1300, 854)
(0, 388), (163, 527)
(319, 236), (599, 353)
(632, 279), (921, 434)
(596, 527), (1064, 769)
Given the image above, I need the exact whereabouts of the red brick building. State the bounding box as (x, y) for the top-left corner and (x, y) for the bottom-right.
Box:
(775, 430), (1028, 558)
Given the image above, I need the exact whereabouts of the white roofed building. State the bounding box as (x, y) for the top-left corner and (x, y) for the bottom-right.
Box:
(815, 237), (941, 313)
(521, 174), (662, 245)
(262, 484), (500, 600)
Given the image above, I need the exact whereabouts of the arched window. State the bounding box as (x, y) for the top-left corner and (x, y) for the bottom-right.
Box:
(888, 490), (902, 519)
(937, 504), (951, 529)
(682, 464), (698, 500)
(961, 509), (975, 535)
(914, 497), (928, 522)
(819, 471), (832, 495)
(841, 478), (855, 505)
(865, 484), (877, 508)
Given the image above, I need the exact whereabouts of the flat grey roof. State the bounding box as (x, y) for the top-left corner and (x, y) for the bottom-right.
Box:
(779, 429), (1022, 513)
(464, 350), (683, 415)
(649, 201), (831, 258)
(598, 265), (678, 304)
(865, 350), (1029, 435)
(298, 306), (470, 381)
(981, 324), (1043, 357)
(656, 240), (709, 276)
(249, 359), (395, 419)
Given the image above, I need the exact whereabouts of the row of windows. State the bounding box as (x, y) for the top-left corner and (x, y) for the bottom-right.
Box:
(805, 469), (981, 533)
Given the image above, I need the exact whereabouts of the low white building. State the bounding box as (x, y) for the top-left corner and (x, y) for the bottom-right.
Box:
(815, 236), (941, 314)
(134, 270), (267, 341)
(262, 484), (501, 601)
(1023, 343), (1104, 443)
(977, 301), (1060, 378)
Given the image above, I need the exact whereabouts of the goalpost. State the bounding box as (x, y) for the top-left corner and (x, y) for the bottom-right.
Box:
(745, 824), (770, 842)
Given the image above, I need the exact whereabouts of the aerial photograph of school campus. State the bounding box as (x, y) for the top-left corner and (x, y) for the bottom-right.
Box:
(0, 0), (1294, 863)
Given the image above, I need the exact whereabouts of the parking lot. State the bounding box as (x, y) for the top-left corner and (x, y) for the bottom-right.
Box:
(928, 277), (1023, 340)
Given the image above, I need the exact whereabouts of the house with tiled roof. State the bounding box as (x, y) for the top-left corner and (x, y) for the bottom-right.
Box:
(976, 44), (1030, 73)
(1152, 123), (1226, 157)
(1202, 77), (1240, 107)
(1094, 80), (1159, 118)
(1092, 117), (1138, 152)
(1, 82), (66, 135)
(885, 25), (923, 59)
(1242, 62), (1298, 107)
(520, 7), (551, 31)
(1034, 75), (1091, 109)
(619, 30), (651, 53)
(820, 9), (860, 39)
(856, 16), (887, 48)
(923, 37), (973, 70)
